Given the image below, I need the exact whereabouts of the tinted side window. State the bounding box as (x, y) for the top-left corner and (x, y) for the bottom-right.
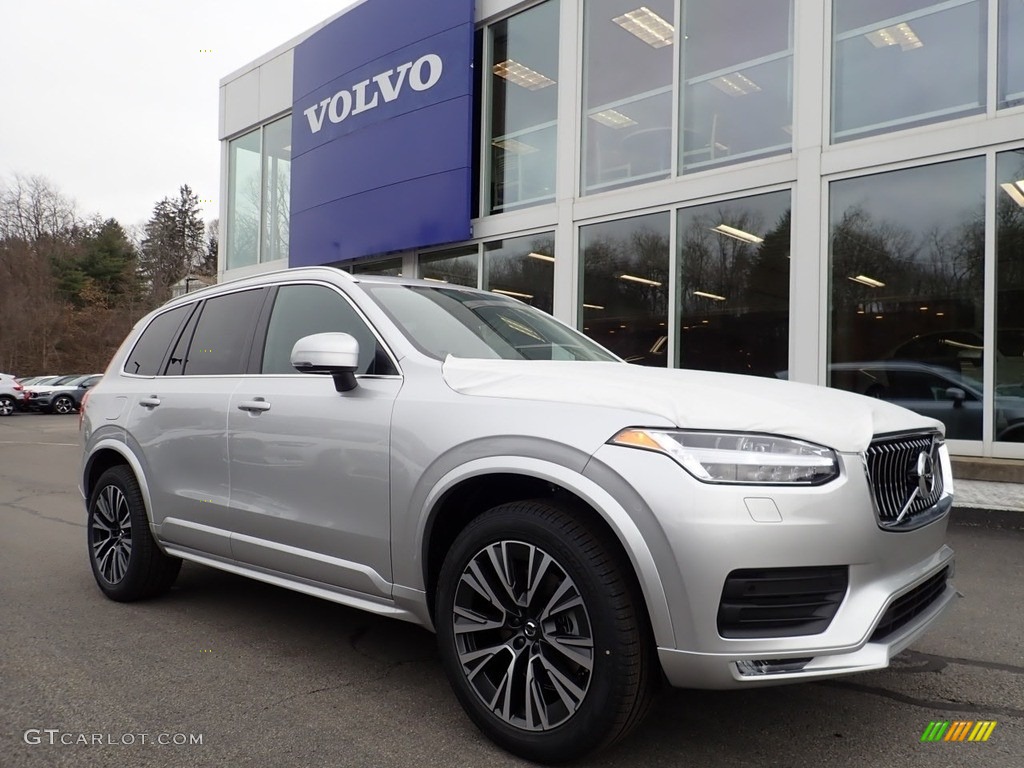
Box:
(124, 304), (193, 376)
(184, 290), (265, 376)
(261, 284), (395, 375)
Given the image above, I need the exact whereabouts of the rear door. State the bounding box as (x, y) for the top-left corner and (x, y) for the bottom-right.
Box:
(126, 288), (267, 557)
(226, 282), (401, 597)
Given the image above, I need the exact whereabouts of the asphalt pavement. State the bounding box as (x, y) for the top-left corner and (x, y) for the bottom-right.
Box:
(1, 413), (1022, 768)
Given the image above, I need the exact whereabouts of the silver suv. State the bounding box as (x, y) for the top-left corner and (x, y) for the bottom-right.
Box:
(81, 267), (956, 762)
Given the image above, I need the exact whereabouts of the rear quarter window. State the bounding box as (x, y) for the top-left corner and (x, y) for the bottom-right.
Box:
(123, 304), (194, 376)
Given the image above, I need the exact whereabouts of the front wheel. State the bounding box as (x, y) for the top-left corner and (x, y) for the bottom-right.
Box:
(435, 500), (654, 763)
(87, 466), (181, 601)
(52, 394), (76, 414)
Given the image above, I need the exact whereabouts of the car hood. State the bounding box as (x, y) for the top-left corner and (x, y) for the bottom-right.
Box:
(442, 357), (943, 453)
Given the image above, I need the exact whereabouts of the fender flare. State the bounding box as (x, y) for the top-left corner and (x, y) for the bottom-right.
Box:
(417, 455), (675, 648)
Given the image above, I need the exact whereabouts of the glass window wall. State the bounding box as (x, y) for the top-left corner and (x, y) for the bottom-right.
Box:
(226, 129), (261, 270)
(261, 116), (290, 264)
(580, 212), (670, 365)
(677, 191), (790, 376)
(998, 0), (1024, 108)
(680, 0), (793, 172)
(419, 246), (479, 287)
(484, 233), (555, 313)
(832, 0), (985, 142)
(995, 149), (1024, 442)
(582, 0), (675, 194)
(829, 158), (986, 440)
(487, 1), (559, 213)
(351, 257), (403, 276)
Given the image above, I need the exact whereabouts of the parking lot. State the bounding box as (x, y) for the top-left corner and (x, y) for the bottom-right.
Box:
(1, 414), (1021, 768)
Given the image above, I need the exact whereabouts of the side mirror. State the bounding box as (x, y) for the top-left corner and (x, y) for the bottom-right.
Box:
(945, 387), (966, 408)
(291, 333), (360, 392)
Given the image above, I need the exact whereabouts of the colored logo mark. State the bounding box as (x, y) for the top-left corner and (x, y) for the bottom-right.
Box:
(920, 721), (997, 742)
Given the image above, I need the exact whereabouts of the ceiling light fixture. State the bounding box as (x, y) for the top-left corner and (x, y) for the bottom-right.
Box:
(692, 290), (727, 301)
(865, 22), (923, 51)
(848, 275), (885, 288)
(619, 274), (663, 287)
(492, 137), (539, 155)
(612, 7), (675, 48)
(491, 288), (534, 299)
(582, 303), (605, 310)
(1000, 180), (1024, 207)
(589, 108), (639, 129)
(709, 72), (762, 97)
(527, 252), (556, 263)
(492, 59), (555, 90)
(711, 224), (764, 244)
(422, 276), (449, 283)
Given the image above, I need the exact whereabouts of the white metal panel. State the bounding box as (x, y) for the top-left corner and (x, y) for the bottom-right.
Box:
(222, 70), (261, 139)
(258, 51), (294, 120)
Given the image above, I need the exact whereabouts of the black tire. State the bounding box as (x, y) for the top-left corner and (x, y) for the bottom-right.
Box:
(87, 466), (181, 601)
(52, 394), (76, 415)
(435, 500), (654, 763)
(0, 395), (15, 416)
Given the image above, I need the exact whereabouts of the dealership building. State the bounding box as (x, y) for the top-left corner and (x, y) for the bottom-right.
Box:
(218, 0), (1024, 460)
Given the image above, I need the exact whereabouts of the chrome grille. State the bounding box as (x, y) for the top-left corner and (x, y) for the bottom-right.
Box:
(865, 433), (944, 529)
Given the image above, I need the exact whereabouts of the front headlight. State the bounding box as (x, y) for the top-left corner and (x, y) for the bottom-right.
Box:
(609, 429), (839, 485)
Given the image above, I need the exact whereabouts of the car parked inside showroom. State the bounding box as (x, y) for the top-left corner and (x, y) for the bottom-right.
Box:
(27, 374), (101, 414)
(80, 267), (956, 762)
(0, 373), (29, 416)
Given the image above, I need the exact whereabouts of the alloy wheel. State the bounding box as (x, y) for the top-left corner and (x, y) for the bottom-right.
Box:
(53, 396), (75, 414)
(452, 540), (594, 731)
(91, 484), (133, 584)
(0, 397), (13, 416)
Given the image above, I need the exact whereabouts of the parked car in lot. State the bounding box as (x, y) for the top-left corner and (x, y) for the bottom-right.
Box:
(828, 361), (1024, 442)
(81, 267), (956, 762)
(27, 373), (101, 414)
(0, 373), (29, 416)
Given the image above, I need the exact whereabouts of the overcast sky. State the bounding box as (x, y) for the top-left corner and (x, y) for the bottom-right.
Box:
(1, 1), (356, 231)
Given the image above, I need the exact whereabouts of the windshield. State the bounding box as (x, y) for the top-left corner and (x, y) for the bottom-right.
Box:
(364, 284), (619, 362)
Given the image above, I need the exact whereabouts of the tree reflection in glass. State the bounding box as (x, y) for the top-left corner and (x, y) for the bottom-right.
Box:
(484, 233), (555, 314)
(994, 149), (1024, 442)
(580, 213), (670, 366)
(677, 192), (790, 376)
(419, 246), (479, 287)
(829, 158), (986, 441)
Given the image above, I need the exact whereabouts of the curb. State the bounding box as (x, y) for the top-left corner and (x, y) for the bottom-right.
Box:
(951, 506), (1024, 531)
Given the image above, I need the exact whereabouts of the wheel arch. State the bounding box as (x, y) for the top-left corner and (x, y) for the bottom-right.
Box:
(419, 457), (675, 648)
(83, 441), (156, 531)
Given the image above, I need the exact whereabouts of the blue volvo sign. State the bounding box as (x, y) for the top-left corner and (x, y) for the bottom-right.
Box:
(290, 0), (474, 267)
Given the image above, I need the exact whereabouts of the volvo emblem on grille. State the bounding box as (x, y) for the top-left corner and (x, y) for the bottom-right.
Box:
(913, 450), (937, 497)
(891, 447), (937, 526)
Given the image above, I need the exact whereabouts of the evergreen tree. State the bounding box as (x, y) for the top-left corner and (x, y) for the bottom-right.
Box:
(139, 184), (204, 301)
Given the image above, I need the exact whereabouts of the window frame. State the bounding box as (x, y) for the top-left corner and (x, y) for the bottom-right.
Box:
(121, 303), (198, 378)
(248, 280), (403, 379)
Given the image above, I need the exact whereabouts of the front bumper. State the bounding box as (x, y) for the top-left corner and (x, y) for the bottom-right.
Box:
(657, 550), (954, 688)
(585, 442), (955, 690)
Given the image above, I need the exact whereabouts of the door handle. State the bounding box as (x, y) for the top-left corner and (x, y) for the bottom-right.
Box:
(237, 398), (271, 413)
(139, 396), (161, 408)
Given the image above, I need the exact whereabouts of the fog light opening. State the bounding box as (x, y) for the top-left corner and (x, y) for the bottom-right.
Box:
(735, 657), (814, 677)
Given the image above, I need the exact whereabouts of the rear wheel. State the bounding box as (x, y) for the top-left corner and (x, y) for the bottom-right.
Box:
(52, 395), (75, 414)
(87, 466), (181, 601)
(435, 500), (654, 763)
(0, 395), (14, 416)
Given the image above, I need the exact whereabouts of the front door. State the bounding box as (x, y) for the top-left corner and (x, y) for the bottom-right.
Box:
(226, 283), (401, 598)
